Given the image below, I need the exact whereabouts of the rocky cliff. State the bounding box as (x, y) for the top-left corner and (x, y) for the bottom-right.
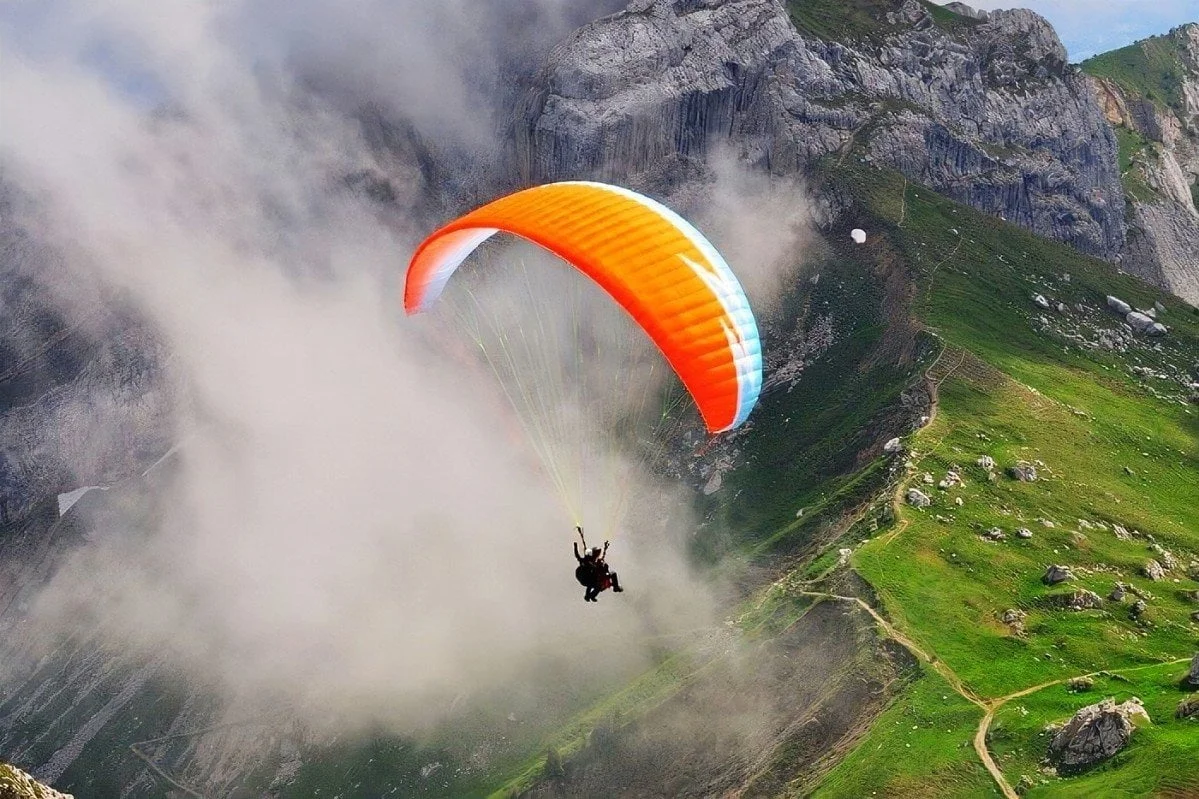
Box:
(0, 191), (174, 529)
(514, 0), (1126, 259)
(1084, 24), (1199, 304)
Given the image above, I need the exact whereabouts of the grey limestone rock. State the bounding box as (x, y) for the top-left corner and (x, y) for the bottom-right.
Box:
(518, 0), (1125, 257)
(1106, 295), (1132, 315)
(1007, 462), (1038, 482)
(1126, 311), (1157, 332)
(1048, 698), (1148, 771)
(906, 487), (932, 507)
(1050, 589), (1103, 611)
(1142, 559), (1167, 581)
(1184, 653), (1199, 689)
(1043, 564), (1072, 585)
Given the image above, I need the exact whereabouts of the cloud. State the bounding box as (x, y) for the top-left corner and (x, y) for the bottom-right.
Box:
(0, 0), (717, 735)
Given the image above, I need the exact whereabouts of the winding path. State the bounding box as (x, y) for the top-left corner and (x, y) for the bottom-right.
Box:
(799, 585), (1192, 799)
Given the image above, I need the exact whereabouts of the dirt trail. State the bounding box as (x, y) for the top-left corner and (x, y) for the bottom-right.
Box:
(801, 584), (1193, 799)
(973, 657), (1194, 797)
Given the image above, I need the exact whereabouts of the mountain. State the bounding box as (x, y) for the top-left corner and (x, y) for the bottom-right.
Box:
(1083, 24), (1199, 304)
(515, 0), (1126, 260)
(2, 0), (1198, 797)
(503, 127), (1199, 799)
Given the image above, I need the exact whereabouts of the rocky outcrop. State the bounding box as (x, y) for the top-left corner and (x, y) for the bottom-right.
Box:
(1048, 589), (1103, 611)
(0, 192), (174, 527)
(518, 0), (1125, 257)
(0, 762), (73, 799)
(1087, 24), (1199, 304)
(1007, 462), (1038, 482)
(1184, 652), (1199, 689)
(906, 487), (931, 507)
(1048, 698), (1149, 772)
(1043, 564), (1072, 585)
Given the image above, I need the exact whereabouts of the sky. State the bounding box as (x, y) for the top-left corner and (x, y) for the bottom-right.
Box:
(940, 0), (1199, 61)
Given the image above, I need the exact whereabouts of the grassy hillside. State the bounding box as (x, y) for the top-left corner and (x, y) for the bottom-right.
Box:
(1081, 29), (1195, 113)
(810, 162), (1199, 797)
(489, 141), (1199, 796)
(786, 0), (978, 42)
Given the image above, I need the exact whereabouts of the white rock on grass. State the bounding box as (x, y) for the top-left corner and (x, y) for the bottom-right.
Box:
(907, 488), (932, 507)
(1107, 295), (1132, 315)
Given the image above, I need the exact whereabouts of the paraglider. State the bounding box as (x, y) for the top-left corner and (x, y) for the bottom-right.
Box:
(573, 526), (623, 602)
(404, 181), (762, 433)
(404, 181), (763, 604)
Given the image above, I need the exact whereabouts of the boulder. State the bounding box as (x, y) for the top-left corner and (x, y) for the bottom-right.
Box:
(1002, 608), (1026, 624)
(983, 526), (1006, 541)
(1178, 695), (1199, 719)
(906, 488), (932, 507)
(1007, 462), (1038, 482)
(1130, 599), (1148, 618)
(977, 455), (995, 470)
(1147, 323), (1167, 337)
(1048, 698), (1148, 772)
(883, 437), (903, 453)
(1032, 294), (1051, 310)
(1142, 559), (1167, 581)
(1184, 654), (1199, 690)
(1107, 296), (1132, 315)
(1043, 564), (1072, 585)
(1109, 584), (1126, 602)
(1150, 545), (1178, 570)
(1126, 311), (1156, 332)
(1050, 589), (1104, 611)
(1067, 676), (1094, 692)
(1017, 528), (1033, 539)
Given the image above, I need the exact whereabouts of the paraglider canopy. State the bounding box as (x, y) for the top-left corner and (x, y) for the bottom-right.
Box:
(850, 228), (866, 244)
(404, 181), (763, 433)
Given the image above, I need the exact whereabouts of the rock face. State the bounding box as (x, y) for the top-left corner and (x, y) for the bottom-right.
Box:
(0, 194), (174, 527)
(518, 0), (1125, 257)
(1086, 24), (1199, 304)
(1048, 698), (1148, 772)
